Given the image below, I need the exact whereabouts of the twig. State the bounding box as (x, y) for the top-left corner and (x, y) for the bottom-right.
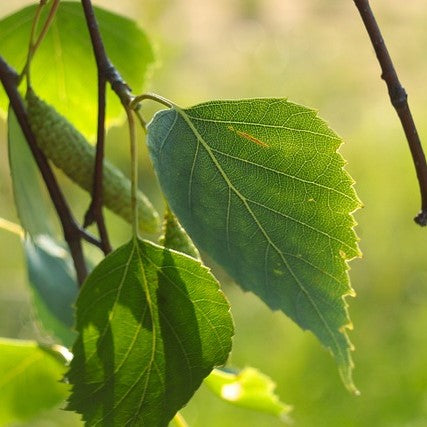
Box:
(81, 0), (137, 253)
(20, 0), (60, 85)
(0, 57), (103, 284)
(80, 0), (114, 254)
(80, 0), (133, 105)
(82, 73), (112, 255)
(353, 0), (427, 226)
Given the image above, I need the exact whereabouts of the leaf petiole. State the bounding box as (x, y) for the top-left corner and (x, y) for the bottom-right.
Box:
(130, 92), (174, 110)
(20, 0), (60, 86)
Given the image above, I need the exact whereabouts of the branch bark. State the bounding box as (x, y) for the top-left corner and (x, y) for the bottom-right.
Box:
(0, 56), (103, 285)
(82, 73), (112, 255)
(80, 0), (113, 254)
(353, 0), (427, 226)
(80, 0), (133, 104)
(81, 0), (138, 252)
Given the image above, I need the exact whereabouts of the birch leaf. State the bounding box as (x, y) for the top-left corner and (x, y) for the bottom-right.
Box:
(147, 98), (361, 392)
(67, 237), (233, 426)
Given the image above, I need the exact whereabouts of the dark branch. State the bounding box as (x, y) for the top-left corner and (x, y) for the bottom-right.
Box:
(80, 0), (112, 254)
(81, 0), (133, 106)
(83, 73), (112, 255)
(0, 56), (103, 285)
(353, 0), (427, 226)
(81, 0), (137, 254)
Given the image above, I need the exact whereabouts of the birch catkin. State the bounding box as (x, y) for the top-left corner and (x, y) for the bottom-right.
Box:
(26, 89), (159, 233)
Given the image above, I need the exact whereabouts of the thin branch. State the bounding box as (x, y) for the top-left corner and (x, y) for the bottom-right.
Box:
(80, 0), (133, 106)
(353, 0), (427, 226)
(80, 0), (112, 254)
(31, 0), (60, 57)
(21, 0), (45, 86)
(0, 57), (103, 284)
(81, 0), (137, 254)
(20, 0), (60, 85)
(83, 73), (112, 255)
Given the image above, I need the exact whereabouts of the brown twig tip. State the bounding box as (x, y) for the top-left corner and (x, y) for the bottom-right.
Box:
(354, 0), (427, 227)
(414, 211), (427, 226)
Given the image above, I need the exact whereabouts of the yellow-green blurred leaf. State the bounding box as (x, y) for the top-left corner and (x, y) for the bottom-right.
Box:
(205, 367), (292, 420)
(0, 2), (155, 137)
(0, 338), (69, 425)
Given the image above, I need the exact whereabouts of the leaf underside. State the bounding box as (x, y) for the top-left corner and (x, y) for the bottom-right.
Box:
(67, 238), (233, 426)
(147, 98), (361, 392)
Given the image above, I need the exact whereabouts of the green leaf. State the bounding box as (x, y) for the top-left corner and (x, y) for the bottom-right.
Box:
(159, 205), (200, 259)
(25, 235), (78, 347)
(0, 338), (70, 425)
(205, 367), (292, 420)
(7, 106), (55, 236)
(8, 107), (77, 346)
(0, 2), (155, 137)
(147, 98), (361, 392)
(67, 237), (234, 426)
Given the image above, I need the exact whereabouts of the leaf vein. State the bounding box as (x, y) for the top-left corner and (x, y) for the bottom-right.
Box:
(175, 106), (345, 363)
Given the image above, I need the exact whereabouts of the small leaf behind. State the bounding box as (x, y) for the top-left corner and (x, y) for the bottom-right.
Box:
(8, 107), (77, 346)
(205, 367), (292, 420)
(147, 98), (361, 392)
(25, 235), (78, 347)
(7, 106), (55, 236)
(67, 237), (233, 426)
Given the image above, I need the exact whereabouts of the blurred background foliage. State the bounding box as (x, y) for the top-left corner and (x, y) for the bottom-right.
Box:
(0, 0), (427, 426)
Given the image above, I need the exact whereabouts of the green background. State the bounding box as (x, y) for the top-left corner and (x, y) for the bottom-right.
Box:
(0, 0), (426, 426)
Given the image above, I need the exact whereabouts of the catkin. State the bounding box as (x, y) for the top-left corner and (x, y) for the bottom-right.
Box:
(26, 89), (159, 233)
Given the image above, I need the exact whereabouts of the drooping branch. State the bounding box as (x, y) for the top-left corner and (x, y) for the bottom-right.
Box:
(0, 56), (103, 285)
(353, 0), (427, 226)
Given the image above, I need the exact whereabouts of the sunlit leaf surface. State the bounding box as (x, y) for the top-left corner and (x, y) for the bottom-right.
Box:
(67, 237), (233, 426)
(147, 98), (361, 391)
(0, 2), (155, 137)
(0, 338), (69, 425)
